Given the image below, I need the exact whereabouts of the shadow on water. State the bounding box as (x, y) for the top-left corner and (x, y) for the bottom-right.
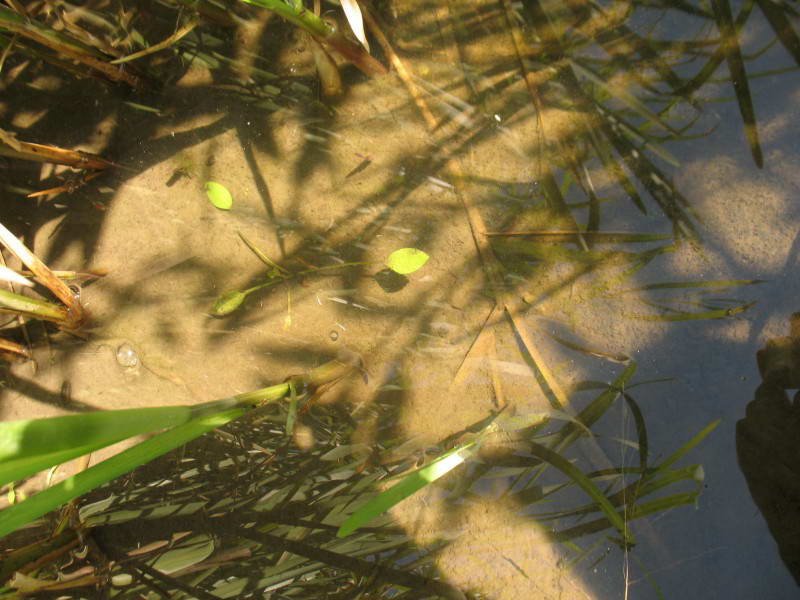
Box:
(1, 0), (800, 598)
(738, 312), (800, 587)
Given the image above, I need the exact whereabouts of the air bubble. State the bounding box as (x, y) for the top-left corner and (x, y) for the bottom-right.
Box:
(116, 342), (139, 368)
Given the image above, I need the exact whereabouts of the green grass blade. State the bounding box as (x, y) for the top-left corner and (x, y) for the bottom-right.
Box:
(604, 108), (681, 168)
(528, 440), (634, 545)
(553, 491), (699, 542)
(623, 279), (765, 292)
(546, 330), (631, 363)
(587, 127), (647, 214)
(337, 436), (481, 538)
(285, 380), (299, 436)
(651, 420), (720, 475)
(756, 0), (800, 66)
(622, 392), (649, 472)
(0, 288), (68, 322)
(549, 362), (637, 453)
(0, 406), (195, 487)
(624, 301), (755, 321)
(239, 0), (332, 37)
(711, 0), (763, 167)
(0, 408), (245, 538)
(570, 60), (678, 135)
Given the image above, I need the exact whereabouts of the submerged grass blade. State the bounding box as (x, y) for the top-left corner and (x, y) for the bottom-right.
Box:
(651, 419), (720, 475)
(528, 440), (633, 545)
(587, 126), (647, 214)
(485, 231), (671, 244)
(238, 231), (290, 275)
(0, 288), (68, 323)
(546, 330), (631, 363)
(624, 301), (755, 321)
(711, 0), (763, 167)
(623, 279), (765, 292)
(553, 491), (700, 542)
(622, 393), (649, 472)
(337, 435), (483, 537)
(756, 0), (800, 66)
(550, 362), (638, 453)
(570, 60), (679, 136)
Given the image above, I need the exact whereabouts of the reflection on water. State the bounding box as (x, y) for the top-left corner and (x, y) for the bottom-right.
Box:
(1, 0), (800, 598)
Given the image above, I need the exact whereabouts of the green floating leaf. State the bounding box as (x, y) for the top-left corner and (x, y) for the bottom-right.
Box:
(205, 181), (233, 210)
(386, 248), (429, 275)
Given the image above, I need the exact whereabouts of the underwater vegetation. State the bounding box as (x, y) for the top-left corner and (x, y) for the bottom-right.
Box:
(0, 0), (796, 597)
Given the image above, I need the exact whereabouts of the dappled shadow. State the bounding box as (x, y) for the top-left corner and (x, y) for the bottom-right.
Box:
(1, 0), (800, 598)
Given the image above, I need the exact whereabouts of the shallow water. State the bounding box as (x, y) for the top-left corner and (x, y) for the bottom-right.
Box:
(1, 1), (800, 598)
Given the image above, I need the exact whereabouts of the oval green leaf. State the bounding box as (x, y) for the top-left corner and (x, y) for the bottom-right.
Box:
(205, 181), (233, 210)
(386, 248), (429, 275)
(210, 290), (245, 316)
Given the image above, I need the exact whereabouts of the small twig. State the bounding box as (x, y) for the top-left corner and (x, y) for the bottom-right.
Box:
(26, 171), (103, 199)
(363, 2), (437, 128)
(0, 31), (16, 72)
(110, 16), (199, 64)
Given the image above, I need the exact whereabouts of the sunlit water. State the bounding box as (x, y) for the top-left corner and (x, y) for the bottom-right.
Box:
(1, 1), (799, 598)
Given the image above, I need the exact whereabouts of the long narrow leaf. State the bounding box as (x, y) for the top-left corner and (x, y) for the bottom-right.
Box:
(337, 435), (483, 537)
(624, 301), (755, 321)
(650, 419), (720, 475)
(0, 408), (245, 538)
(528, 440), (634, 545)
(623, 279), (765, 292)
(570, 60), (678, 135)
(711, 0), (763, 167)
(0, 407), (195, 487)
(756, 0), (800, 66)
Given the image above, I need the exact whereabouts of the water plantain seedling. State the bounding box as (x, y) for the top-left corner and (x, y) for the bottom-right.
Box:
(210, 240), (430, 317)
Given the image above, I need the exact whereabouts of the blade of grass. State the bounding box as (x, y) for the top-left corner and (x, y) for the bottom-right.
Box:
(484, 231), (672, 243)
(622, 279), (765, 292)
(0, 408), (245, 538)
(623, 301), (755, 321)
(110, 16), (199, 64)
(553, 490), (700, 542)
(527, 440), (633, 545)
(0, 287), (68, 323)
(622, 393), (648, 472)
(711, 0), (763, 167)
(337, 432), (487, 537)
(0, 406), (195, 487)
(549, 362), (637, 453)
(570, 60), (680, 136)
(545, 330), (631, 363)
(587, 124), (647, 214)
(0, 221), (84, 328)
(756, 0), (800, 66)
(0, 6), (146, 88)
(650, 420), (720, 475)
(238, 231), (290, 275)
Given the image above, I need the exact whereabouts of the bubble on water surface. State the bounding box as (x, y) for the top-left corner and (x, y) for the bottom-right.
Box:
(116, 342), (139, 368)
